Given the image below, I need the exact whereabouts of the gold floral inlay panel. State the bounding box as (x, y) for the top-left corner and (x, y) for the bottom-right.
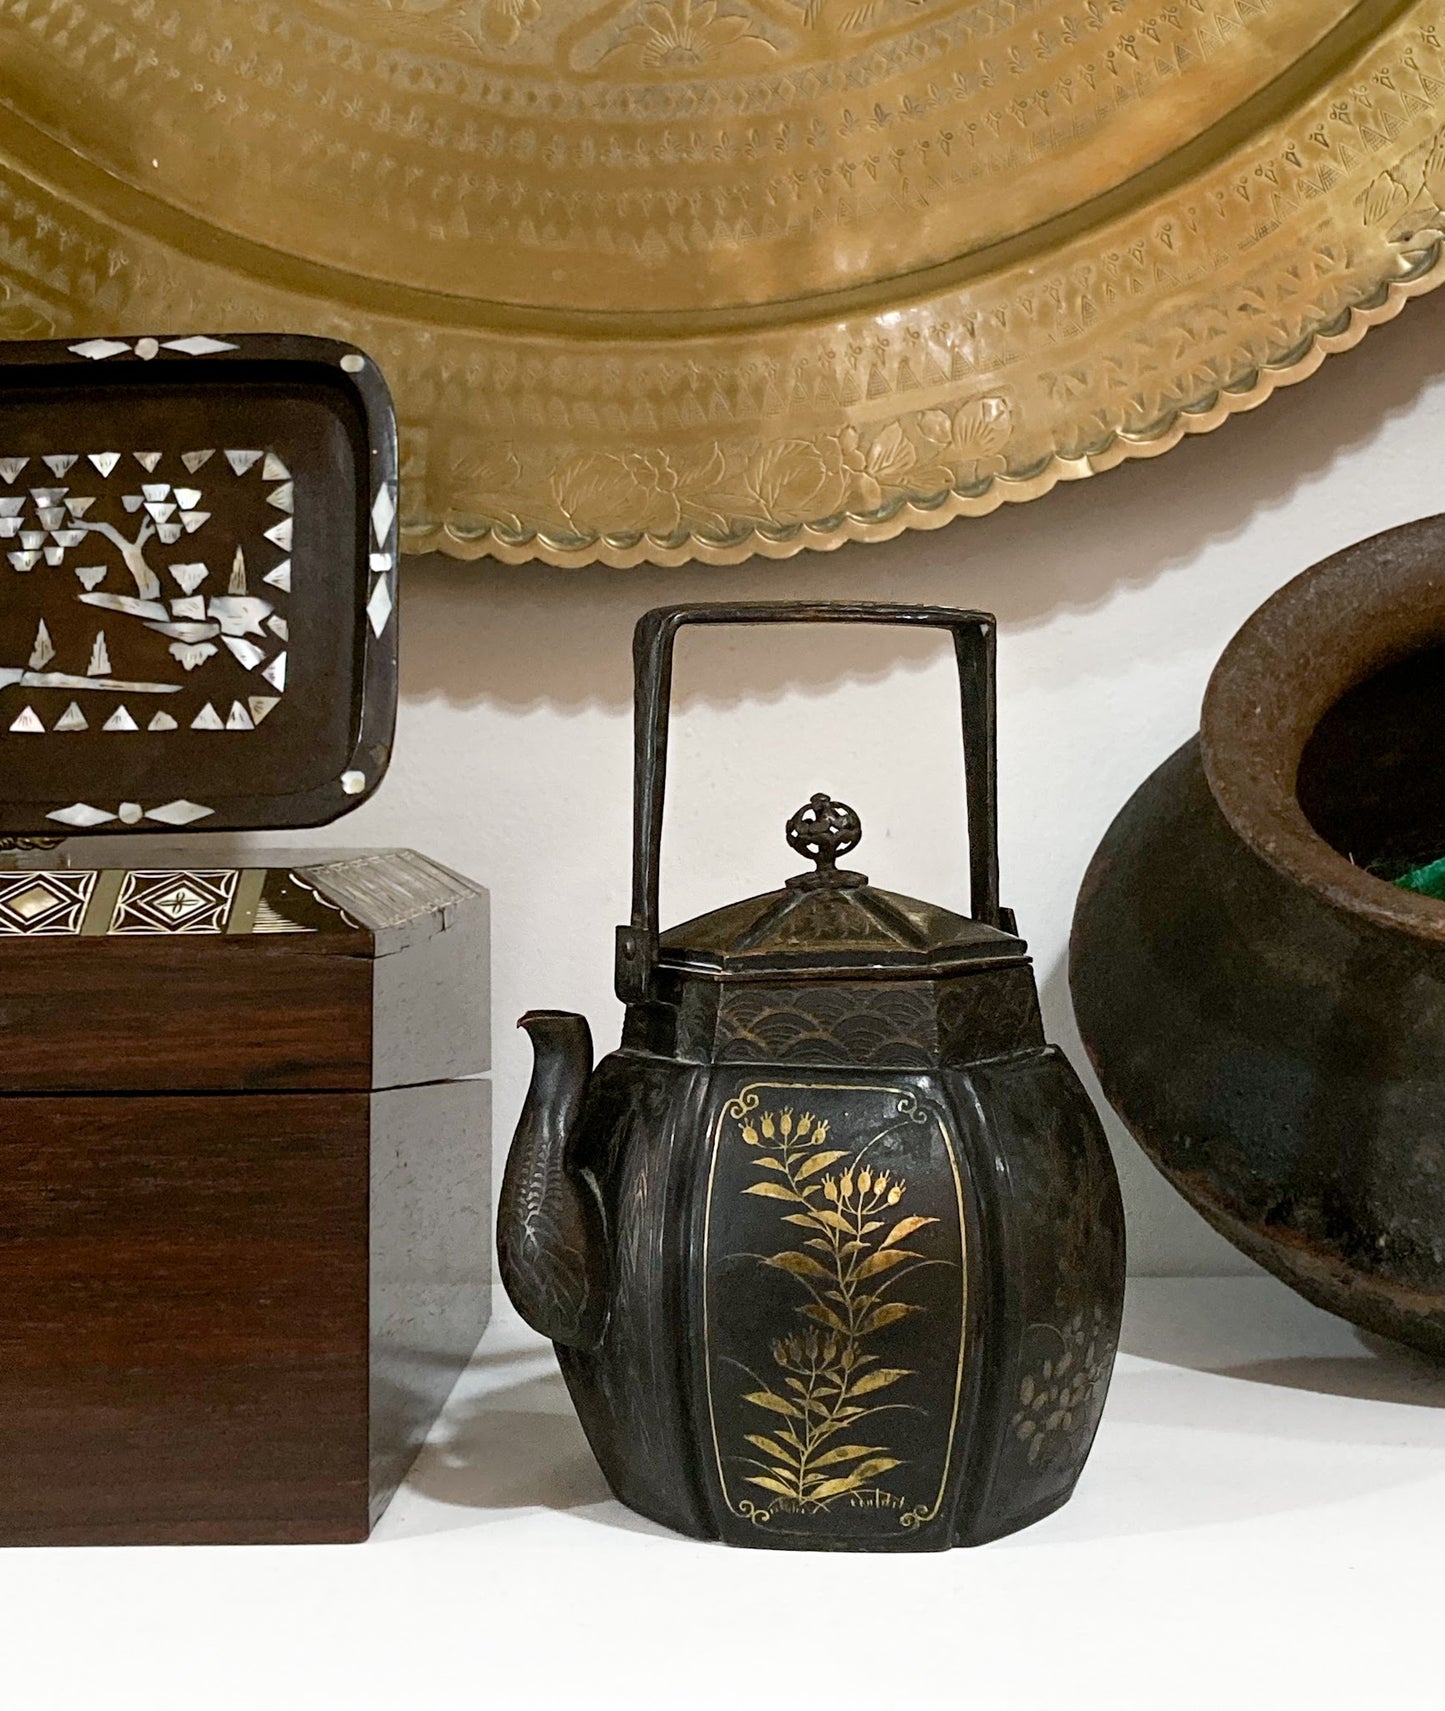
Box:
(703, 1085), (967, 1539)
(0, 0), (1443, 564)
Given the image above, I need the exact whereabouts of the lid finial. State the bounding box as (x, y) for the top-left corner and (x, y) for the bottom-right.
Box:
(785, 793), (867, 890)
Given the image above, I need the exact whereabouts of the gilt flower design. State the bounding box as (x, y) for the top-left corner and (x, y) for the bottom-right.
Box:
(731, 1105), (948, 1515)
(1010, 1306), (1114, 1469)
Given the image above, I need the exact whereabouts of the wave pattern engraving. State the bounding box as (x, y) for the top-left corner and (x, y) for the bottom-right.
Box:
(717, 984), (936, 1068)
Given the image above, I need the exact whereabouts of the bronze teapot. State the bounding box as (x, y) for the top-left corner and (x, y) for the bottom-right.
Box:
(499, 603), (1124, 1549)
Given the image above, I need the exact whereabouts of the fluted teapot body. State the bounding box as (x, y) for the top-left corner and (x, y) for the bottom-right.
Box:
(499, 604), (1124, 1550)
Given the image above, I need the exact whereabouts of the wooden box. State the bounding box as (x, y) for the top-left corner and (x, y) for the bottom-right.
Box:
(0, 847), (490, 1545)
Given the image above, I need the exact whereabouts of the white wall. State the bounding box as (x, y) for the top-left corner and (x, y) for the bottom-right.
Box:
(235, 286), (1445, 1275)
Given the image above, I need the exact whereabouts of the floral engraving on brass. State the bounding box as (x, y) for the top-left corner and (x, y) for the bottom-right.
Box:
(704, 1084), (967, 1539)
(4, 1), (1445, 564)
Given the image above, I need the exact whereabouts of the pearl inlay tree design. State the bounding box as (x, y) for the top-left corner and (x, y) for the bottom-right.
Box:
(0, 444), (300, 735)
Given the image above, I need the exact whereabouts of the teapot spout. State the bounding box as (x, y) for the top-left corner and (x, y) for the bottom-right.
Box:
(498, 1010), (608, 1350)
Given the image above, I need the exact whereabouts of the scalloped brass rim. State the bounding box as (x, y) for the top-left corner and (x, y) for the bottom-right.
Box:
(5, 0), (1445, 569)
(402, 247), (1445, 568)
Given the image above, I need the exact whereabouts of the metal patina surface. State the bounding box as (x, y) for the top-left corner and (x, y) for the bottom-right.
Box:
(1072, 518), (1445, 1357)
(498, 605), (1124, 1547)
(2, 2), (1445, 565)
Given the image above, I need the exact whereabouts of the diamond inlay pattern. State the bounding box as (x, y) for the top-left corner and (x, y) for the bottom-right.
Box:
(110, 869), (239, 935)
(0, 870), (96, 934)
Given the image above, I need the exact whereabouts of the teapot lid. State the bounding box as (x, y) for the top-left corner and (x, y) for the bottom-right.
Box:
(655, 793), (1026, 981)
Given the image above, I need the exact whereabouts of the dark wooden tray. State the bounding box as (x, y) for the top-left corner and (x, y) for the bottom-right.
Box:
(0, 334), (397, 836)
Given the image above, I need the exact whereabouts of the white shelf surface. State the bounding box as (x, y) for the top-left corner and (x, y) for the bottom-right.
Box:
(5, 1275), (1444, 1709)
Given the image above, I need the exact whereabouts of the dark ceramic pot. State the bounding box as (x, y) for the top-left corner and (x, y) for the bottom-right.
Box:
(1072, 516), (1445, 1356)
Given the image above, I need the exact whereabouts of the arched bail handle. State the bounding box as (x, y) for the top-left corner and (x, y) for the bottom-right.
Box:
(616, 602), (1006, 1005)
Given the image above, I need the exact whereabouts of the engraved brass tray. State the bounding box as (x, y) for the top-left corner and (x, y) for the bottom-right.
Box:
(2, 0), (1445, 568)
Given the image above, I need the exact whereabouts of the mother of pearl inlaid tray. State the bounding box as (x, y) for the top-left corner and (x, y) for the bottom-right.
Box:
(0, 336), (398, 838)
(1, 1), (1444, 567)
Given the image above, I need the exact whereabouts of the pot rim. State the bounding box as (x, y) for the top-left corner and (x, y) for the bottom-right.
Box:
(1200, 512), (1445, 943)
